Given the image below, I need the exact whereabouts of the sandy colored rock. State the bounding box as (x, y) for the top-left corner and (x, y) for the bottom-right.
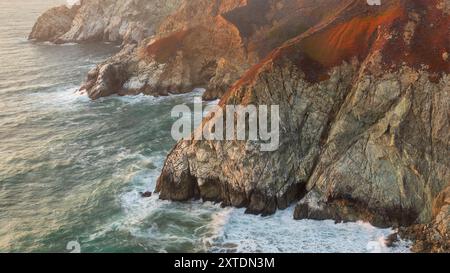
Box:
(29, 5), (79, 42)
(79, 0), (350, 99)
(30, 0), (182, 44)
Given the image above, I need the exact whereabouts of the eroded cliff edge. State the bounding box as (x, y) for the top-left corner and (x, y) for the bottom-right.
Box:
(30, 0), (353, 100)
(29, 0), (182, 44)
(79, 0), (354, 100)
(156, 0), (450, 252)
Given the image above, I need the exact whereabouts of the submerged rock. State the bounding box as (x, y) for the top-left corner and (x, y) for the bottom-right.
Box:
(140, 191), (153, 198)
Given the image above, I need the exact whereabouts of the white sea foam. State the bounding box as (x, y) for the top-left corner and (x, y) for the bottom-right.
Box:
(28, 86), (89, 110)
(33, 41), (77, 47)
(100, 88), (207, 105)
(111, 182), (412, 253)
(77, 90), (412, 254)
(90, 131), (413, 253)
(205, 207), (411, 253)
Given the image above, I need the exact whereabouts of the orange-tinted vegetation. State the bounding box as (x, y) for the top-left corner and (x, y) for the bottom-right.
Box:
(226, 2), (405, 87)
(382, 0), (450, 81)
(300, 4), (403, 68)
(223, 0), (449, 101)
(145, 28), (195, 63)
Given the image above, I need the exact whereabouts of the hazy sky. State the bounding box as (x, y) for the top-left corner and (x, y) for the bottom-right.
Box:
(66, 0), (80, 7)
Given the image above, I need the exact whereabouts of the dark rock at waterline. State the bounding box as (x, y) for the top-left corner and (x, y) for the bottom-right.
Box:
(140, 191), (153, 198)
(82, 63), (129, 100)
(32, 0), (450, 252)
(385, 233), (399, 248)
(399, 186), (450, 253)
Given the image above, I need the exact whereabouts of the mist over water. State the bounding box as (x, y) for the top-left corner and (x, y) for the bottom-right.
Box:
(0, 0), (411, 253)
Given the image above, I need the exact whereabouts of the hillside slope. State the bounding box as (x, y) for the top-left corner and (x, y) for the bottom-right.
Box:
(29, 0), (182, 44)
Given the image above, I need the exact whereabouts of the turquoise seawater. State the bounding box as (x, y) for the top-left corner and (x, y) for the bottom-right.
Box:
(0, 0), (411, 253)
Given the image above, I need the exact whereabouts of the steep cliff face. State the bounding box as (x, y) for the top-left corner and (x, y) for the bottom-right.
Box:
(400, 186), (450, 252)
(156, 0), (449, 251)
(79, 0), (352, 100)
(29, 0), (182, 44)
(29, 4), (80, 42)
(30, 0), (449, 251)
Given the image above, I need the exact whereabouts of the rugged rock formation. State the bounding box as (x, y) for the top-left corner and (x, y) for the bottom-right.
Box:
(29, 4), (80, 42)
(32, 0), (360, 100)
(156, 0), (450, 250)
(30, 0), (182, 44)
(399, 186), (450, 252)
(79, 0), (352, 100)
(31, 0), (449, 251)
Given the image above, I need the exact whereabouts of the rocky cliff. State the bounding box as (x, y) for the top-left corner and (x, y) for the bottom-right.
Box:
(31, 0), (357, 100)
(31, 0), (449, 252)
(76, 0), (353, 100)
(29, 4), (80, 42)
(29, 0), (182, 44)
(156, 0), (450, 252)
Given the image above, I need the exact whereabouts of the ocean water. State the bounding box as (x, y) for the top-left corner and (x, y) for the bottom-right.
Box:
(0, 0), (411, 253)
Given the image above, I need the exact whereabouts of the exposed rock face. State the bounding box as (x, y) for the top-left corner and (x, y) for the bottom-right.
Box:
(400, 186), (450, 252)
(80, 0), (352, 100)
(156, 0), (450, 250)
(31, 0), (449, 251)
(80, 43), (135, 98)
(32, 0), (358, 100)
(291, 0), (450, 231)
(29, 5), (80, 42)
(30, 0), (181, 44)
(82, 60), (129, 99)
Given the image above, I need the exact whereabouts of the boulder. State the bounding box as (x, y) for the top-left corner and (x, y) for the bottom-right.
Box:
(29, 5), (79, 42)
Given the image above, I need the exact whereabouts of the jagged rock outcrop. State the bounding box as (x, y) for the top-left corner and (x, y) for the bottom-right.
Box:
(31, 0), (357, 100)
(60, 0), (182, 44)
(80, 0), (352, 100)
(156, 0), (450, 250)
(29, 4), (80, 42)
(31, 0), (449, 251)
(30, 0), (182, 44)
(399, 186), (449, 252)
(78, 0), (248, 99)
